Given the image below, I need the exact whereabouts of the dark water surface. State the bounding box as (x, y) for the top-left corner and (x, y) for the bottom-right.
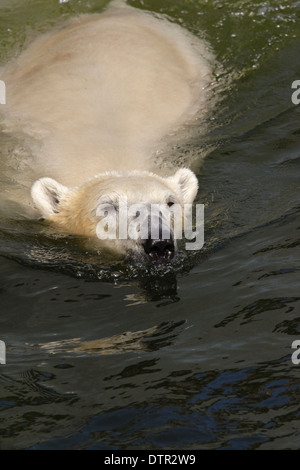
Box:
(0, 0), (300, 450)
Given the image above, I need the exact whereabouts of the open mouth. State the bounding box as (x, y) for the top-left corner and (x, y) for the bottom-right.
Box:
(143, 239), (175, 262)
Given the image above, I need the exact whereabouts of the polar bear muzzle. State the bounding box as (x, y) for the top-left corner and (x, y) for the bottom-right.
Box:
(143, 237), (175, 261)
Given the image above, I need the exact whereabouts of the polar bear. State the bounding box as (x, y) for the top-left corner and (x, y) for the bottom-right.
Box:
(0, 2), (213, 260)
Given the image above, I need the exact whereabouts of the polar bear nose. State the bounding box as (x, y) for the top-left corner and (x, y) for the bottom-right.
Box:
(143, 238), (175, 261)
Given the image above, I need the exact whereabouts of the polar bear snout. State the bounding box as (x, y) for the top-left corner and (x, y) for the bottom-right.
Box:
(141, 209), (175, 261)
(143, 237), (175, 262)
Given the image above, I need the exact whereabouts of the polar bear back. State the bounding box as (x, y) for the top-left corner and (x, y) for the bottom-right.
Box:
(1, 6), (212, 186)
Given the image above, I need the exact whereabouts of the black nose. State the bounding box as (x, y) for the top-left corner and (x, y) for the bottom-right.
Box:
(143, 238), (175, 261)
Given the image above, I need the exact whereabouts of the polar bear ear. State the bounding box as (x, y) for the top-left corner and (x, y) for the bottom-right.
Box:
(31, 177), (69, 217)
(169, 168), (199, 204)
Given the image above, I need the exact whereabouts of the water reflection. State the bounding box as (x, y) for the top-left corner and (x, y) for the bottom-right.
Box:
(2, 354), (299, 449)
(38, 321), (185, 356)
(0, 217), (190, 304)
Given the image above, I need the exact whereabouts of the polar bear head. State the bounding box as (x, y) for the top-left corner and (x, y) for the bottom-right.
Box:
(31, 169), (198, 261)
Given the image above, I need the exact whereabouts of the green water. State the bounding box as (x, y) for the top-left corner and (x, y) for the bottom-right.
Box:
(0, 0), (299, 450)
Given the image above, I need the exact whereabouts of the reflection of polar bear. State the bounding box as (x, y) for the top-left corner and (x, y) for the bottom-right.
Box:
(1, 3), (213, 260)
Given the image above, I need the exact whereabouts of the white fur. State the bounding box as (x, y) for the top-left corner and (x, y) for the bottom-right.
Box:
(0, 4), (213, 255)
(1, 4), (213, 186)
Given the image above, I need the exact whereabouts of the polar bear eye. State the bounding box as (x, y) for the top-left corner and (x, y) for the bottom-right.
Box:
(167, 201), (174, 208)
(102, 204), (115, 213)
